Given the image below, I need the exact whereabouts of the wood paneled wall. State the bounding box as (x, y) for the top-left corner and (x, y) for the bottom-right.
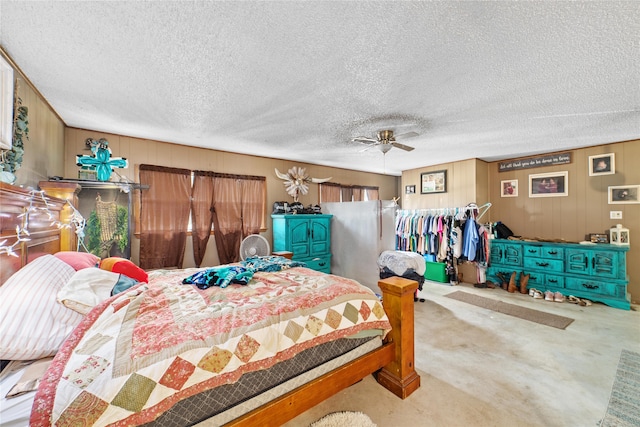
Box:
(64, 127), (400, 267)
(400, 140), (639, 304)
(488, 140), (639, 304)
(400, 159), (490, 210)
(8, 75), (66, 188)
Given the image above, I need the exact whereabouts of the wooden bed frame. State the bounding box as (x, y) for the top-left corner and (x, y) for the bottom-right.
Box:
(1, 182), (420, 426)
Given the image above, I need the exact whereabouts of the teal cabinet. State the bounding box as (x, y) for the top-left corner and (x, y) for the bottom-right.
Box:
(271, 214), (332, 273)
(489, 240), (523, 267)
(487, 239), (629, 310)
(565, 248), (622, 279)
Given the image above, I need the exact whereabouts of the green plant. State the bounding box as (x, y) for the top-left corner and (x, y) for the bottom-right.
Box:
(0, 96), (28, 173)
(115, 206), (129, 252)
(85, 211), (102, 257)
(84, 206), (129, 256)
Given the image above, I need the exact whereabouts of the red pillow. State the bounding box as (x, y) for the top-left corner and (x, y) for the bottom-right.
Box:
(99, 257), (148, 283)
(54, 251), (100, 271)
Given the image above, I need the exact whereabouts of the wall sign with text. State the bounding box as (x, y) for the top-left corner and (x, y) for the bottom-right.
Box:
(498, 153), (571, 172)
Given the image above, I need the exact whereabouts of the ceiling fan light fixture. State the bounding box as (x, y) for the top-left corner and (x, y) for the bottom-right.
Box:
(378, 144), (392, 154)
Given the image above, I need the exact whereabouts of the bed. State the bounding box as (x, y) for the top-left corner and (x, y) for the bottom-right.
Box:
(0, 182), (419, 426)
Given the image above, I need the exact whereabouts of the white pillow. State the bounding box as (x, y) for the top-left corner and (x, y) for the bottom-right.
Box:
(0, 254), (84, 360)
(57, 268), (121, 315)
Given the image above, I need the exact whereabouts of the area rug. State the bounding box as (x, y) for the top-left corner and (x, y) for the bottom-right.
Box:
(310, 411), (377, 427)
(444, 291), (574, 329)
(600, 349), (640, 427)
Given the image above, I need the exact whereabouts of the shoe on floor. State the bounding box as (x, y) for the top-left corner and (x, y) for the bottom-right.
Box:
(532, 290), (543, 299)
(554, 292), (565, 303)
(578, 298), (592, 307)
(567, 295), (580, 304)
(544, 290), (554, 301)
(529, 288), (538, 297)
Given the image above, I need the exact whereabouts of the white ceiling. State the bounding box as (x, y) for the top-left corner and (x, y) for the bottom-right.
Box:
(1, 1), (639, 176)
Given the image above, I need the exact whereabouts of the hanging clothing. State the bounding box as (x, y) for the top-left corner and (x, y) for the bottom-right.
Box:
(462, 217), (479, 261)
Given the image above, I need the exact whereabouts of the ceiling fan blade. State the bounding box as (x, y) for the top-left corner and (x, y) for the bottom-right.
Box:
(352, 137), (378, 144)
(391, 142), (415, 151)
(394, 131), (419, 140)
(359, 144), (377, 152)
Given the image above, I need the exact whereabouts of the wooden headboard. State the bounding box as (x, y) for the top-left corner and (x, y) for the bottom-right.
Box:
(0, 182), (65, 285)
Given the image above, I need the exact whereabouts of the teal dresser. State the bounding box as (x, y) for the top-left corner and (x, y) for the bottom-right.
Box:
(487, 239), (630, 310)
(271, 214), (332, 273)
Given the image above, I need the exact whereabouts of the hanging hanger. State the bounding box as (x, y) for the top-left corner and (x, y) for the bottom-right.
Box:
(476, 202), (492, 221)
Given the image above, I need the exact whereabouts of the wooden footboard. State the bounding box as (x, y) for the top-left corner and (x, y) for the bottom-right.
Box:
(226, 276), (419, 427)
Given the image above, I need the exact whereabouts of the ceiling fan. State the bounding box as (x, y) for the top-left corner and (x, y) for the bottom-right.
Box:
(352, 130), (418, 154)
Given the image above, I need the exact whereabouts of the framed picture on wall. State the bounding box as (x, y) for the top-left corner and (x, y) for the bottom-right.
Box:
(421, 170), (447, 194)
(405, 185), (416, 194)
(588, 153), (615, 176)
(501, 179), (518, 197)
(529, 171), (568, 197)
(608, 185), (640, 204)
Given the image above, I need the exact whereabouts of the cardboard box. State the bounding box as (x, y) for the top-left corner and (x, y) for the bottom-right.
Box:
(457, 261), (478, 285)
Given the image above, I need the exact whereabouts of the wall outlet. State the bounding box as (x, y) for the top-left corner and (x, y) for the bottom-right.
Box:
(610, 211), (623, 219)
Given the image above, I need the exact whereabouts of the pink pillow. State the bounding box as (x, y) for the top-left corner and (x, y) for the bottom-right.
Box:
(54, 251), (100, 271)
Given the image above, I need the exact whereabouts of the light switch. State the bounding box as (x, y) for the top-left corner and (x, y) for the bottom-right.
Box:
(610, 211), (623, 219)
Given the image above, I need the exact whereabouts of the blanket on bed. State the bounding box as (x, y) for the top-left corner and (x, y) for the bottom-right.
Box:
(31, 267), (390, 426)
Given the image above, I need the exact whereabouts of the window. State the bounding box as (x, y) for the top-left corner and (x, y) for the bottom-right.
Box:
(0, 54), (14, 150)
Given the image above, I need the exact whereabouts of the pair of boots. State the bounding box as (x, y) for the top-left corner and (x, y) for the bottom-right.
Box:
(497, 272), (530, 294)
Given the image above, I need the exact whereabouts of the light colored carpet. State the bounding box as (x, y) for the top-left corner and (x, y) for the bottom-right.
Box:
(310, 411), (377, 427)
(600, 349), (640, 427)
(445, 290), (575, 329)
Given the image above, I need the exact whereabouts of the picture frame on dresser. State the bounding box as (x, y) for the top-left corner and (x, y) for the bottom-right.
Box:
(608, 185), (640, 204)
(588, 153), (615, 176)
(529, 171), (568, 197)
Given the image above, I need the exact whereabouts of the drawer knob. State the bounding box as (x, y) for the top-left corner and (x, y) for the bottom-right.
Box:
(549, 279), (558, 283)
(528, 249), (536, 253)
(536, 262), (549, 267)
(548, 251), (558, 255)
(582, 283), (599, 290)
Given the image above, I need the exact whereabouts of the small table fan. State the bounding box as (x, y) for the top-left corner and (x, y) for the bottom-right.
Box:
(239, 234), (271, 260)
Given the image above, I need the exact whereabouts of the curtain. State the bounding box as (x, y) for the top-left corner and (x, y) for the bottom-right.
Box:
(191, 171), (215, 267)
(139, 165), (191, 269)
(365, 187), (379, 200)
(211, 173), (266, 265)
(320, 183), (379, 203)
(320, 183), (341, 203)
(341, 187), (353, 203)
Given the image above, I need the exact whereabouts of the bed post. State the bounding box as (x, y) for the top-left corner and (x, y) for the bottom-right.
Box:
(375, 276), (420, 399)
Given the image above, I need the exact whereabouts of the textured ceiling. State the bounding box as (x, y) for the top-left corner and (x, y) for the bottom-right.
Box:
(1, 1), (639, 176)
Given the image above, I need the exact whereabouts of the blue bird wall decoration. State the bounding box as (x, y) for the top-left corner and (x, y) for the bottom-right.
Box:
(76, 138), (128, 181)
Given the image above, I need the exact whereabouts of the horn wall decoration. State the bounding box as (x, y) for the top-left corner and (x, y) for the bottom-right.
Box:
(275, 167), (331, 202)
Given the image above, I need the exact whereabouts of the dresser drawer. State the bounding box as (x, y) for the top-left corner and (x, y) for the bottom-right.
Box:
(526, 271), (545, 288)
(304, 256), (331, 273)
(541, 247), (564, 259)
(524, 257), (564, 273)
(565, 277), (625, 298)
(523, 245), (542, 257)
(544, 274), (564, 288)
(525, 272), (564, 290)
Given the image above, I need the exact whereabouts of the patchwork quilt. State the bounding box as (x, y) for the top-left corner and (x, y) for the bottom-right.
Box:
(31, 267), (390, 426)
